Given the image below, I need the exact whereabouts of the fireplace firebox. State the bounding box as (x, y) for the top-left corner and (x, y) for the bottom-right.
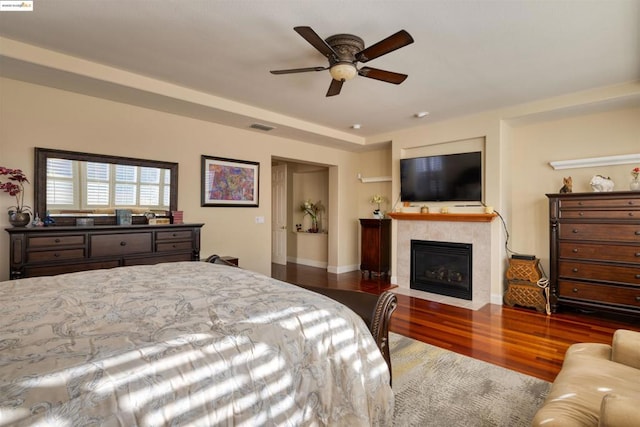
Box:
(410, 240), (472, 300)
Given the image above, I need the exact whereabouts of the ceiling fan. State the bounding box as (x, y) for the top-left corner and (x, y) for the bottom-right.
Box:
(270, 26), (414, 97)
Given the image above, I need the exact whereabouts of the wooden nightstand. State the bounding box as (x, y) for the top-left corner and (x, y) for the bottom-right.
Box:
(221, 256), (239, 266)
(359, 218), (391, 277)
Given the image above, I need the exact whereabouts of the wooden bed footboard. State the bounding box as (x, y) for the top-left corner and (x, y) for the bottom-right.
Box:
(296, 285), (398, 385)
(205, 255), (398, 384)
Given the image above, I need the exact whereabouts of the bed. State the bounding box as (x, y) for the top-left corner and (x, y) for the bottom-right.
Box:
(0, 261), (393, 426)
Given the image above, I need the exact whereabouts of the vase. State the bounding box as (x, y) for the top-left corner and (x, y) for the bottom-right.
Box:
(8, 211), (31, 227)
(310, 218), (319, 233)
(631, 179), (640, 191)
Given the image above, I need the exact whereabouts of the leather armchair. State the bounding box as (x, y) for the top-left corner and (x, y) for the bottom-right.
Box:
(532, 329), (640, 427)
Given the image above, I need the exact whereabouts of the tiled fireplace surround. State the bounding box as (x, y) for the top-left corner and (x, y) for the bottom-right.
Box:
(393, 216), (495, 310)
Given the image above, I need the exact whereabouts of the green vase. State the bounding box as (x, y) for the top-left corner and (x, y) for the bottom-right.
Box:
(8, 211), (31, 227)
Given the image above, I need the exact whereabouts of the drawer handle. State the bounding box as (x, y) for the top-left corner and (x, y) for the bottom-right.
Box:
(172, 233), (177, 237)
(172, 244), (176, 248)
(572, 288), (579, 293)
(629, 200), (636, 205)
(54, 253), (60, 257)
(636, 274), (640, 279)
(572, 268), (579, 273)
(572, 248), (579, 253)
(636, 253), (640, 257)
(54, 238), (60, 243)
(636, 296), (640, 302)
(630, 212), (634, 217)
(120, 241), (127, 246)
(578, 202), (583, 206)
(579, 212), (584, 217)
(635, 231), (640, 236)
(572, 229), (579, 234)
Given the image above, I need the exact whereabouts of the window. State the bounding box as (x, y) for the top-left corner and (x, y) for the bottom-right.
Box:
(46, 158), (76, 207)
(46, 158), (170, 211)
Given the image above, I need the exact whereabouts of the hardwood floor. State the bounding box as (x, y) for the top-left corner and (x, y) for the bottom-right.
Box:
(271, 262), (640, 382)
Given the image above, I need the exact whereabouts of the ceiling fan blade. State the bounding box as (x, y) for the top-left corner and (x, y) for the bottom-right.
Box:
(294, 26), (338, 59)
(358, 67), (408, 84)
(270, 66), (328, 75)
(356, 30), (414, 63)
(326, 79), (344, 97)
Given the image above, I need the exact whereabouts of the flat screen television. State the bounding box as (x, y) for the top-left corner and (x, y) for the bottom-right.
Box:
(400, 151), (482, 202)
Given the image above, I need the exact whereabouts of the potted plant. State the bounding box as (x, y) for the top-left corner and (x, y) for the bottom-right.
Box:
(370, 194), (385, 219)
(301, 199), (323, 232)
(0, 166), (32, 227)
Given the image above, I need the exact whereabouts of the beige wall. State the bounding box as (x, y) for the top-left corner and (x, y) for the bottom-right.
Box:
(2, 75), (638, 298)
(373, 82), (639, 302)
(356, 147), (393, 218)
(0, 77), (362, 279)
(509, 106), (640, 276)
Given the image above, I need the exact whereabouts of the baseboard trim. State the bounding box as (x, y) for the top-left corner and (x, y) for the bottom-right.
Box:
(287, 256), (327, 269)
(328, 264), (359, 274)
(491, 293), (504, 306)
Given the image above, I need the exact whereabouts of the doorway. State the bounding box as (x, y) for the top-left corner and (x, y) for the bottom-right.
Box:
(271, 158), (329, 268)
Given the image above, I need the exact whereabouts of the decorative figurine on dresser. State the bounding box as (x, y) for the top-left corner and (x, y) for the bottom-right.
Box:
(546, 191), (640, 318)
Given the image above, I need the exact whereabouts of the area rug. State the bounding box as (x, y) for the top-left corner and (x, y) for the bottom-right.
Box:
(390, 333), (551, 426)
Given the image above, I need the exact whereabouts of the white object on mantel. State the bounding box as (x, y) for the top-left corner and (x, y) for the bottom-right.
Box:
(590, 175), (615, 192)
(549, 153), (640, 170)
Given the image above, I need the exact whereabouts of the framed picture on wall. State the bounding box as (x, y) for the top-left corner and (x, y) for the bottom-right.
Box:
(201, 155), (260, 207)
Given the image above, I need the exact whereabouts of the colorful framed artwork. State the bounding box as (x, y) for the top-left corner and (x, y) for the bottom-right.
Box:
(201, 155), (260, 207)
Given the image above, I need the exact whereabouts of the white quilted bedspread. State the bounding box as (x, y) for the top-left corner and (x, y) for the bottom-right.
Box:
(0, 262), (392, 426)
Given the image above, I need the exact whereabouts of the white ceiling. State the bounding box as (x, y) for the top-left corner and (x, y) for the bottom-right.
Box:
(1, 0), (639, 149)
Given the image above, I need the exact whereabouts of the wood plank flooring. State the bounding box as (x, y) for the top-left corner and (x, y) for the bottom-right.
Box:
(271, 262), (640, 382)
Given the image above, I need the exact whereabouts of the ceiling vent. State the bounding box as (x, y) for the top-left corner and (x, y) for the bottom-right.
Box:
(250, 123), (275, 132)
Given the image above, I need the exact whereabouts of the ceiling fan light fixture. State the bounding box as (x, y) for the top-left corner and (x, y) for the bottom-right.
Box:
(329, 63), (357, 81)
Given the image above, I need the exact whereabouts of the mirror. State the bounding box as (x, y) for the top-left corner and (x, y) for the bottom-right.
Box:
(34, 148), (178, 226)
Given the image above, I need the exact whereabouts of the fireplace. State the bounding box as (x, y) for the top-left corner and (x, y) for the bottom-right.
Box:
(410, 240), (472, 300)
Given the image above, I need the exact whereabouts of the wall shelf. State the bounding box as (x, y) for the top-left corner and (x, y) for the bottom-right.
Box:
(549, 153), (640, 170)
(357, 174), (391, 183)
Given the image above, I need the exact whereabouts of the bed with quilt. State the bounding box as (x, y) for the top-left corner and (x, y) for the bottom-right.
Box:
(0, 261), (393, 426)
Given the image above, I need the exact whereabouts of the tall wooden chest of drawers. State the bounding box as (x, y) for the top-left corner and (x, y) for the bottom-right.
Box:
(360, 218), (391, 277)
(6, 223), (204, 279)
(547, 192), (640, 317)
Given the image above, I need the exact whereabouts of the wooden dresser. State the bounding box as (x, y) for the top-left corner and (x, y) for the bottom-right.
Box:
(547, 192), (640, 317)
(359, 218), (391, 277)
(6, 223), (204, 279)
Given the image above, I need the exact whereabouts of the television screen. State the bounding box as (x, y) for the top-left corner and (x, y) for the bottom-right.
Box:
(400, 151), (482, 202)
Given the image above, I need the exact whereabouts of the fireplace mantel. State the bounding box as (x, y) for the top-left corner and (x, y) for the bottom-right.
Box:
(387, 212), (497, 222)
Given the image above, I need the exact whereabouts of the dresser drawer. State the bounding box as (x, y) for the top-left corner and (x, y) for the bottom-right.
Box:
(28, 235), (85, 248)
(559, 223), (640, 242)
(25, 260), (121, 278)
(559, 261), (640, 285)
(156, 230), (192, 241)
(559, 280), (640, 308)
(90, 233), (152, 257)
(560, 198), (640, 209)
(560, 210), (640, 220)
(559, 242), (640, 264)
(156, 241), (193, 252)
(28, 248), (85, 263)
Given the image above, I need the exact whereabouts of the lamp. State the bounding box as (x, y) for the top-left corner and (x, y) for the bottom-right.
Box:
(329, 63), (357, 81)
